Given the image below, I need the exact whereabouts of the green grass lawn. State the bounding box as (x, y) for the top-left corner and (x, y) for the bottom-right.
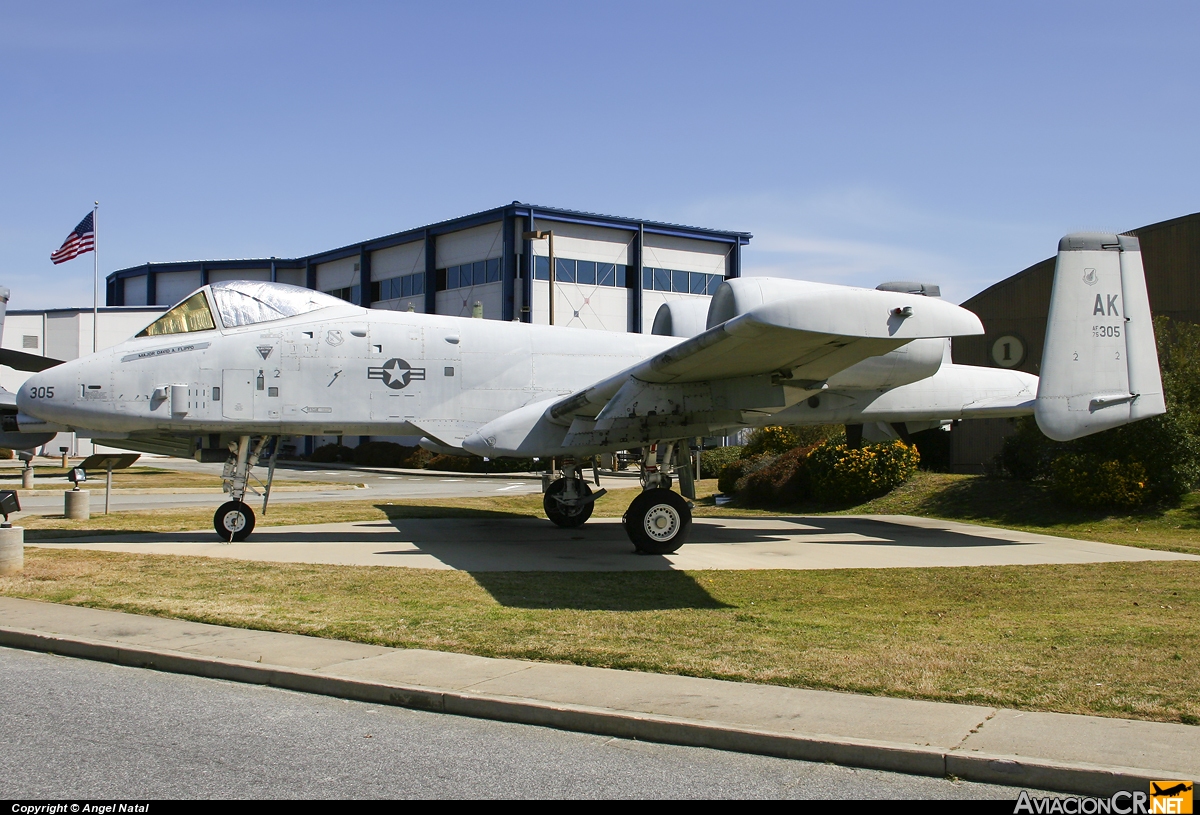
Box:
(2, 549), (1196, 725)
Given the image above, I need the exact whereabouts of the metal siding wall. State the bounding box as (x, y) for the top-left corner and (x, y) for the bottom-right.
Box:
(206, 269), (272, 284)
(274, 268), (306, 287)
(315, 257), (358, 291)
(370, 241), (425, 281)
(642, 233), (730, 274)
(123, 275), (147, 306)
(155, 270), (204, 307)
(437, 281), (505, 320)
(435, 222), (505, 268)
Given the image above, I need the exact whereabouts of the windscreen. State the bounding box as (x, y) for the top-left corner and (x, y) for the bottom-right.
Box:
(210, 281), (345, 328)
(135, 291), (216, 337)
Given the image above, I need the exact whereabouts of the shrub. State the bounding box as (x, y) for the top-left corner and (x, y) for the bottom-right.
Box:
(0, 448), (12, 460)
(349, 441), (406, 467)
(698, 445), (743, 479)
(310, 444), (354, 463)
(994, 315), (1200, 506)
(718, 454), (768, 496)
(1050, 454), (1149, 509)
(807, 439), (920, 505)
(742, 427), (801, 458)
(735, 445), (818, 506)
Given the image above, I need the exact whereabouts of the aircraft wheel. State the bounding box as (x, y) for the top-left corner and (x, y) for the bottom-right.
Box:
(543, 478), (594, 528)
(623, 488), (691, 554)
(214, 500), (255, 542)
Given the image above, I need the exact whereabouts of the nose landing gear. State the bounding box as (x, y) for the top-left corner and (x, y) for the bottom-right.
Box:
(214, 500), (255, 542)
(212, 434), (278, 542)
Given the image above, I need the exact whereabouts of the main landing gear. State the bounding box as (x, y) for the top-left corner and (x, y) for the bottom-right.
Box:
(543, 444), (694, 555)
(213, 435), (279, 542)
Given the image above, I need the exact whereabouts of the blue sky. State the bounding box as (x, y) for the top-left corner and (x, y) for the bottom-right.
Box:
(2, 1), (1197, 309)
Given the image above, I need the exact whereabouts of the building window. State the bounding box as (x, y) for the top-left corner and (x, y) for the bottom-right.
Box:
(435, 258), (505, 291)
(323, 285), (361, 303)
(642, 267), (724, 295)
(532, 257), (629, 288)
(370, 272), (426, 302)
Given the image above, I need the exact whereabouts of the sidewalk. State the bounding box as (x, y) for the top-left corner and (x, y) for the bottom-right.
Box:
(0, 596), (1195, 796)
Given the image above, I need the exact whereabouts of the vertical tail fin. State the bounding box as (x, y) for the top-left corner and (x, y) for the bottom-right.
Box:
(1035, 233), (1166, 441)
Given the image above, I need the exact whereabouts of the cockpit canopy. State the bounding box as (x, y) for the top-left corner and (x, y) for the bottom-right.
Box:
(136, 281), (347, 337)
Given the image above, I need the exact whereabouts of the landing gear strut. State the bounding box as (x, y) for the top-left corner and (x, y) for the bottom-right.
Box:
(543, 460), (605, 528)
(213, 435), (279, 542)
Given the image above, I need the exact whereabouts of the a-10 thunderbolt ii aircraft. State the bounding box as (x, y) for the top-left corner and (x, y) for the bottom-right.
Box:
(8, 232), (1165, 552)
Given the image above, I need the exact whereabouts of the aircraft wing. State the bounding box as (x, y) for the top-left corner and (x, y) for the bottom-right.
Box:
(466, 287), (984, 455)
(0, 348), (63, 373)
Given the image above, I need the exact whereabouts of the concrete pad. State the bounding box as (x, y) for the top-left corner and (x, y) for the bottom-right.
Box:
(31, 514), (1200, 572)
(460, 660), (995, 750)
(960, 708), (1200, 778)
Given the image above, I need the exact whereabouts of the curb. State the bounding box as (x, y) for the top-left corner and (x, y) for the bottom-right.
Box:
(0, 625), (1170, 796)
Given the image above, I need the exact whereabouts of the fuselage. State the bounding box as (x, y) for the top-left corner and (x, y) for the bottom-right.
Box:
(16, 282), (1039, 456)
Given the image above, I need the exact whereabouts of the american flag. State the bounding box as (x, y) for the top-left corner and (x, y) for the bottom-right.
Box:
(50, 212), (95, 264)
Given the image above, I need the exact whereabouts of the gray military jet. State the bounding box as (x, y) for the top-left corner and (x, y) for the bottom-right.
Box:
(8, 232), (1164, 552)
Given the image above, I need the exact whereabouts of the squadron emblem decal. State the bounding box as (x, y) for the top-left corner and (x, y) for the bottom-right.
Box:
(368, 358), (426, 390)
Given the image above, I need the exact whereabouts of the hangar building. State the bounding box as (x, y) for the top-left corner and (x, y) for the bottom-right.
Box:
(948, 211), (1200, 471)
(105, 203), (752, 334)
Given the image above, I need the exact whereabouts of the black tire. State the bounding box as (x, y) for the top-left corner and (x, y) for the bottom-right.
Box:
(214, 500), (255, 542)
(623, 488), (691, 554)
(543, 478), (594, 528)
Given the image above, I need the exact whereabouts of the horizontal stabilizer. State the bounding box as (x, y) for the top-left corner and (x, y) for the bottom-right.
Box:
(0, 348), (62, 373)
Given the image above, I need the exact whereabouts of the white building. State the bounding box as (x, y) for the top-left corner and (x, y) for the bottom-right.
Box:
(1, 305), (166, 456)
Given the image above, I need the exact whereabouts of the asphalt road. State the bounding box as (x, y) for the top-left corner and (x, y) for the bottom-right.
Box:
(0, 647), (1034, 800)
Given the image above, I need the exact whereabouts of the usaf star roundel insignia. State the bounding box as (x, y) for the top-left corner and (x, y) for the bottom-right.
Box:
(368, 358), (426, 390)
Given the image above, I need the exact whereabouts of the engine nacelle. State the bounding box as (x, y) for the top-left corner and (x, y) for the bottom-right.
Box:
(651, 299), (711, 338)
(708, 277), (949, 389)
(707, 277), (852, 329)
(826, 338), (946, 390)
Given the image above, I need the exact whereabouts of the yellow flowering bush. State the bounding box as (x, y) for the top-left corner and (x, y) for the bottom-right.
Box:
(807, 439), (921, 504)
(1049, 454), (1149, 509)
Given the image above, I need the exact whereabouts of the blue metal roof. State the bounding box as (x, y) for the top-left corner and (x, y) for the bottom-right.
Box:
(106, 202), (752, 282)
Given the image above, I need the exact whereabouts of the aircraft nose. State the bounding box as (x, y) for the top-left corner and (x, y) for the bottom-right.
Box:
(16, 363), (75, 423)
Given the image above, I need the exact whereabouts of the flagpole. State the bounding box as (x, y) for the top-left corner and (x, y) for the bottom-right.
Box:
(92, 201), (99, 354)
